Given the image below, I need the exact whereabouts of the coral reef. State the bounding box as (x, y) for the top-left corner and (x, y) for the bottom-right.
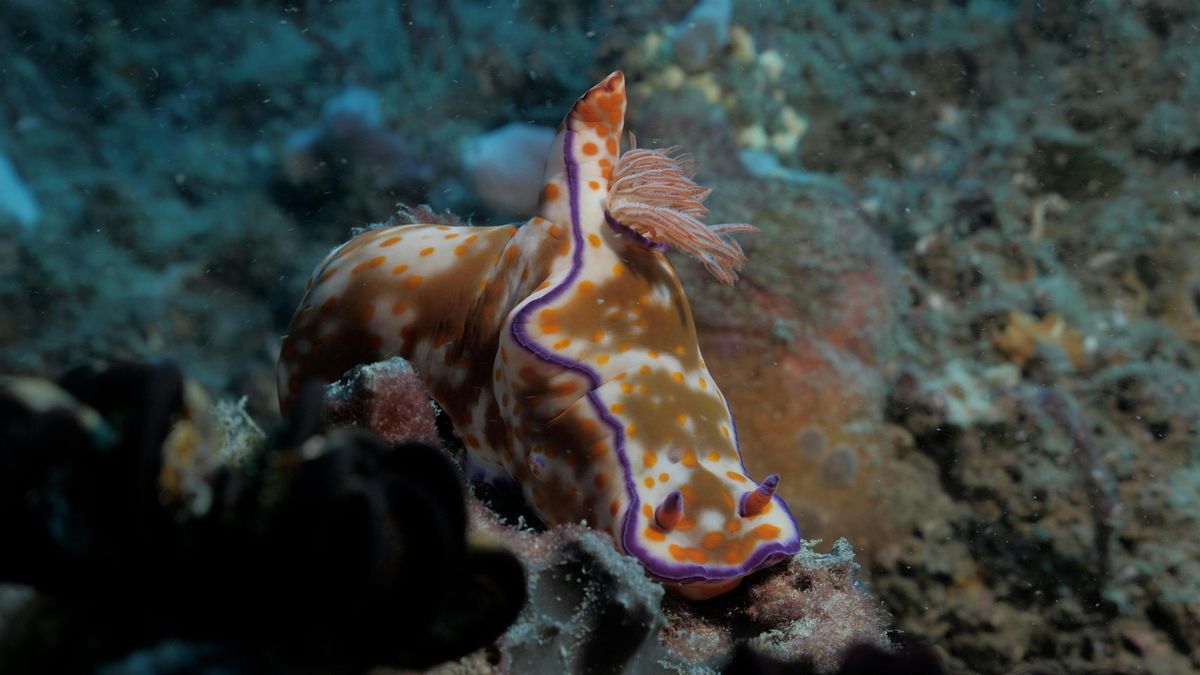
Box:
(3, 0), (1200, 672)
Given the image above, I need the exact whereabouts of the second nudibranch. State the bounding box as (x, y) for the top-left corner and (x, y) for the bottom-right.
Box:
(278, 71), (801, 598)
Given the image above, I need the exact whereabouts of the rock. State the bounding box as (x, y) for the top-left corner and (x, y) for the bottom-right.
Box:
(672, 0), (734, 73)
(323, 356), (440, 446)
(459, 123), (556, 216)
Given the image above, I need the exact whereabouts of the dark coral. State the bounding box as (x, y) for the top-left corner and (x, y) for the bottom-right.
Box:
(0, 362), (525, 673)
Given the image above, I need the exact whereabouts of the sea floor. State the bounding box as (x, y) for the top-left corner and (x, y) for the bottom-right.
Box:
(1, 2), (1198, 673)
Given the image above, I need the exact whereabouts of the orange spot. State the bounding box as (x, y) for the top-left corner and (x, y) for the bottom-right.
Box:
(615, 371), (627, 380)
(494, 368), (502, 382)
(518, 366), (538, 382)
(610, 500), (621, 516)
(454, 245), (468, 256)
(552, 339), (571, 349)
(579, 419), (598, 434)
(594, 473), (609, 489)
(610, 402), (625, 414)
(588, 233), (601, 248)
(699, 378), (708, 390)
(674, 345), (686, 355)
(588, 180), (600, 190)
(725, 519), (743, 534)
(644, 452), (657, 468)
(597, 354), (610, 365)
(596, 124), (610, 136)
(644, 476), (655, 488)
(726, 471), (747, 483)
(621, 382), (634, 394)
(380, 237), (402, 247)
(592, 330), (605, 343)
(647, 350), (659, 359)
(317, 267), (340, 283)
(682, 450), (698, 467)
(672, 371), (684, 383)
(444, 233), (459, 239)
(612, 263), (624, 277)
(543, 324), (561, 334)
(707, 451), (720, 462)
(680, 485), (696, 502)
(578, 280), (595, 293)
(464, 435), (480, 448)
(685, 548), (708, 563)
(754, 524), (781, 539)
(668, 544), (687, 561)
(352, 256), (386, 273)
(702, 532), (725, 549)
(360, 305), (375, 322)
(404, 275), (424, 288)
(626, 424), (638, 437)
(548, 224), (562, 238)
(437, 225), (451, 231)
(617, 343), (631, 353)
(588, 441), (608, 458)
(639, 365), (652, 376)
(606, 137), (618, 155)
(543, 183), (560, 201)
(391, 264), (408, 275)
(506, 247), (520, 263)
(419, 247), (435, 256)
(644, 527), (665, 541)
(724, 545), (743, 564)
(582, 142), (598, 156)
(676, 413), (688, 426)
(642, 504), (653, 519)
(658, 472), (669, 483)
(721, 426), (731, 438)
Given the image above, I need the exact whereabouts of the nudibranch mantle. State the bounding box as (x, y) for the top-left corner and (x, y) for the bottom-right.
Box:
(278, 72), (801, 598)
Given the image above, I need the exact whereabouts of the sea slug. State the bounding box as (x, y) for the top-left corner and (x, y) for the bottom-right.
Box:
(278, 72), (801, 598)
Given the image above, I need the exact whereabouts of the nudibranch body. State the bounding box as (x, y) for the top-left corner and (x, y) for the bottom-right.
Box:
(278, 72), (801, 598)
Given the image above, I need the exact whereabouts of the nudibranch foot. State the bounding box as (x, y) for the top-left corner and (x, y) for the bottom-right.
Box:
(278, 71), (800, 598)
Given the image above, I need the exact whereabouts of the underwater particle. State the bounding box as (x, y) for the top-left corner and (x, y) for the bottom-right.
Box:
(671, 0), (733, 73)
(460, 123), (556, 216)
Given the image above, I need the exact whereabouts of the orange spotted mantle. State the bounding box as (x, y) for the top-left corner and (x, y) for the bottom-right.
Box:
(277, 72), (800, 599)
